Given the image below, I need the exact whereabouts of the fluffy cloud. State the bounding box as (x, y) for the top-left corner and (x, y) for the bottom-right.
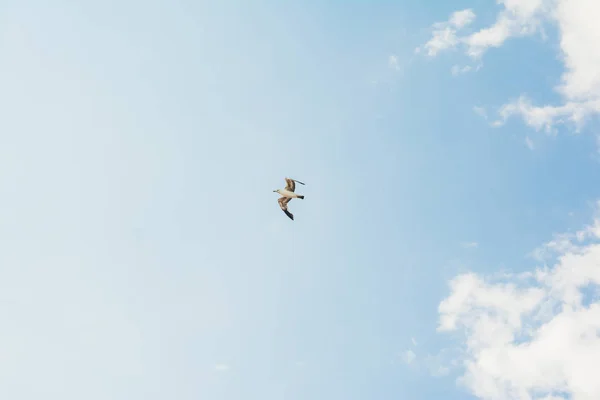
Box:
(437, 203), (600, 399)
(465, 0), (548, 58)
(419, 0), (600, 134)
(449, 9), (477, 29)
(495, 95), (600, 133)
(419, 2), (545, 59)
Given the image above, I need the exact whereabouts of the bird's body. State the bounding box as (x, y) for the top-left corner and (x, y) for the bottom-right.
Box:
(276, 189), (302, 199)
(273, 177), (305, 220)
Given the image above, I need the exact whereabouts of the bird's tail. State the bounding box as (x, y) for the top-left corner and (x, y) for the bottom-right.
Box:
(298, 195), (305, 199)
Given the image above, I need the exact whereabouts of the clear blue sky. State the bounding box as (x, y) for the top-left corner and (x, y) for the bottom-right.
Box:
(1, 1), (599, 399)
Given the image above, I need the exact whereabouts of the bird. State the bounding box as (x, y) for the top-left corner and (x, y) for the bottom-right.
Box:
(273, 177), (305, 220)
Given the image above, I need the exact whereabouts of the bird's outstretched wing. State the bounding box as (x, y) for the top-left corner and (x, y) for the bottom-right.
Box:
(278, 196), (294, 220)
(284, 178), (295, 192)
(284, 177), (306, 192)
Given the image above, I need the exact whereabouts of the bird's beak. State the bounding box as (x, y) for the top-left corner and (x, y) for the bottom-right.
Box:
(273, 190), (277, 192)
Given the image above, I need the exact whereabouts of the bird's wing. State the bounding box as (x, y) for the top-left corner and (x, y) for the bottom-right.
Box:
(278, 196), (292, 209)
(283, 209), (294, 220)
(278, 196), (294, 220)
(284, 178), (295, 192)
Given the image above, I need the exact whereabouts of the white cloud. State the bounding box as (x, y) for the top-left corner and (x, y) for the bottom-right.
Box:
(420, 1), (547, 59)
(465, 0), (549, 59)
(449, 9), (477, 29)
(411, 337), (418, 346)
(419, 0), (600, 136)
(554, 0), (600, 101)
(493, 95), (600, 133)
(437, 202), (600, 399)
(422, 28), (459, 56)
(498, 0), (600, 132)
(462, 241), (479, 249)
(451, 65), (472, 75)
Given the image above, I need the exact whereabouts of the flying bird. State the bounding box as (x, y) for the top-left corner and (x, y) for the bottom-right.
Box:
(273, 177), (305, 220)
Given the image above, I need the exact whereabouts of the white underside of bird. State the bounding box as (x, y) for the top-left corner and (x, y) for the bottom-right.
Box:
(277, 189), (302, 198)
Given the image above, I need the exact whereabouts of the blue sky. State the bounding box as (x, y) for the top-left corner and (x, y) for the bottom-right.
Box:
(2, 1), (600, 399)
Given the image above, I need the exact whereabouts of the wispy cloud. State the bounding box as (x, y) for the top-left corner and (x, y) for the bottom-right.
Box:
(401, 350), (416, 365)
(388, 54), (401, 71)
(525, 136), (535, 150)
(418, 3), (543, 59)
(451, 65), (472, 75)
(423, 348), (458, 377)
(418, 0), (600, 138)
(472, 106), (487, 120)
(417, 9), (476, 56)
(461, 241), (478, 249)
